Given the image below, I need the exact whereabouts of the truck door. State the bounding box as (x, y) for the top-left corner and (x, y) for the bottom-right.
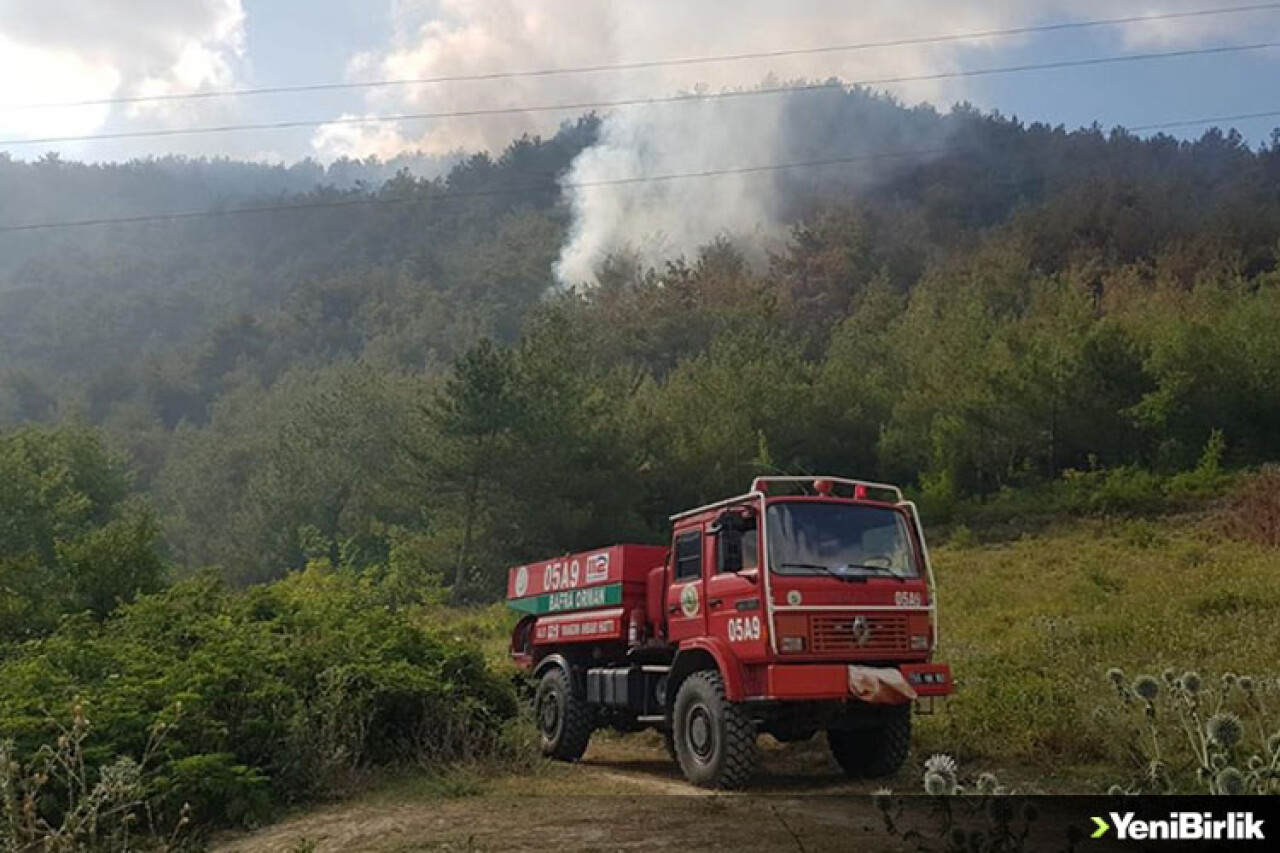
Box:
(707, 515), (769, 661)
(665, 526), (707, 643)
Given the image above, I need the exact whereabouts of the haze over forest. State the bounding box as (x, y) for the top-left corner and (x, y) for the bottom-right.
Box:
(4, 81), (1280, 592)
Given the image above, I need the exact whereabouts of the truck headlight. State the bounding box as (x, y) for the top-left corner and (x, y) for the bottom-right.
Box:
(780, 636), (805, 653)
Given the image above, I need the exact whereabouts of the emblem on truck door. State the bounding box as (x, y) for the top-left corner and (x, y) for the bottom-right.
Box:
(680, 584), (700, 617)
(514, 566), (529, 597)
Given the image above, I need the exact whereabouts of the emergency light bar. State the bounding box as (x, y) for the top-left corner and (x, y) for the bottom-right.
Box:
(749, 476), (904, 502)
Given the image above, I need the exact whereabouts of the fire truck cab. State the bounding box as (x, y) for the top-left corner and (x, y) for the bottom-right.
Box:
(507, 476), (951, 788)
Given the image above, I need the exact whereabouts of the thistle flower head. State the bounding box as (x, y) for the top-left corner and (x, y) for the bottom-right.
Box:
(976, 771), (999, 795)
(924, 771), (951, 796)
(1207, 712), (1244, 748)
(1238, 676), (1254, 693)
(1107, 784), (1125, 796)
(1215, 767), (1247, 796)
(1133, 675), (1160, 702)
(1211, 753), (1228, 771)
(1162, 668), (1177, 684)
(1222, 672), (1238, 689)
(1106, 667), (1125, 685)
(1180, 671), (1202, 695)
(924, 753), (958, 778)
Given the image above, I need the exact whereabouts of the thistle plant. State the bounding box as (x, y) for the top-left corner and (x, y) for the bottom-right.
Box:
(0, 700), (187, 852)
(1102, 667), (1280, 794)
(872, 756), (1040, 852)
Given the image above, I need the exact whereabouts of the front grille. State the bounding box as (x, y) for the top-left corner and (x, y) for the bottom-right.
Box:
(810, 613), (909, 653)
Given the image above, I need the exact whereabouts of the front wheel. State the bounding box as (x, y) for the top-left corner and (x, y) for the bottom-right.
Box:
(672, 670), (759, 788)
(828, 704), (911, 778)
(534, 668), (593, 761)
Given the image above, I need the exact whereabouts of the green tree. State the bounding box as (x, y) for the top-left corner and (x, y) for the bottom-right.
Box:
(0, 427), (165, 640)
(426, 340), (520, 601)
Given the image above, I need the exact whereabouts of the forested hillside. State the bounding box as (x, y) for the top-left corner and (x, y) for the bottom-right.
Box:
(3, 88), (1279, 594)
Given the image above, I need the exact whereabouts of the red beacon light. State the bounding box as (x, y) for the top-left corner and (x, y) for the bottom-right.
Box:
(853, 483), (869, 500)
(813, 478), (835, 496)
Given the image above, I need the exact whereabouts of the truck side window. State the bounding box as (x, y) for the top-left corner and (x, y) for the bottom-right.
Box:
(674, 530), (702, 581)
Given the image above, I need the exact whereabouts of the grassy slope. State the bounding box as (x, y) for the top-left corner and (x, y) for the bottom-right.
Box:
(919, 513), (1280, 775)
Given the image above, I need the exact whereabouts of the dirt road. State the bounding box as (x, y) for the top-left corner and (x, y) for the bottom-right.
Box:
(212, 735), (902, 852)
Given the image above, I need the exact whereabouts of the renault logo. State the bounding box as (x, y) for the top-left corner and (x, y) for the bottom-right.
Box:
(850, 616), (871, 646)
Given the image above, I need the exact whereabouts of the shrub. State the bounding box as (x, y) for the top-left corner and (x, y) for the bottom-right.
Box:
(0, 567), (518, 837)
(1061, 466), (1165, 515)
(917, 470), (959, 524)
(948, 525), (978, 549)
(1164, 429), (1232, 505)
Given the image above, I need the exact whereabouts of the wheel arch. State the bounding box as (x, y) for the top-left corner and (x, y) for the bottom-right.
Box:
(668, 638), (746, 709)
(533, 653), (584, 697)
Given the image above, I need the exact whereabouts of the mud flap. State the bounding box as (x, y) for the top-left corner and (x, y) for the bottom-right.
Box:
(847, 666), (918, 705)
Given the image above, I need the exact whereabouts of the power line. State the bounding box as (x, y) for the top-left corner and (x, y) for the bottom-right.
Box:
(3, 106), (1279, 235)
(4, 40), (1279, 149)
(1129, 108), (1280, 131)
(0, 148), (941, 234)
(6, 3), (1280, 112)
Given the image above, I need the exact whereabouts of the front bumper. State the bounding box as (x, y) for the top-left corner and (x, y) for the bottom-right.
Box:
(745, 661), (952, 702)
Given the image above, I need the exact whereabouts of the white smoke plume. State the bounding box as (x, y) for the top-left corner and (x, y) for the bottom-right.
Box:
(335, 0), (1272, 285)
(0, 0), (246, 145)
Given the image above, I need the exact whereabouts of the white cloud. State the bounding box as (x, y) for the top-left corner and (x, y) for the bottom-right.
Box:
(311, 116), (421, 161)
(0, 0), (246, 145)
(320, 0), (1276, 160)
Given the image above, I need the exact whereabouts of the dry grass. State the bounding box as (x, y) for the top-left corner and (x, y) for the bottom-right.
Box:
(918, 513), (1280, 770)
(1217, 465), (1280, 547)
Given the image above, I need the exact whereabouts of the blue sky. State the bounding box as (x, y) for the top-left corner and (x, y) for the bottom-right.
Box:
(0, 0), (1277, 164)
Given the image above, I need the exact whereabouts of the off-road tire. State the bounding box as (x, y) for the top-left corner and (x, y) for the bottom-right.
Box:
(663, 728), (678, 763)
(672, 670), (759, 788)
(534, 667), (592, 761)
(828, 704), (911, 779)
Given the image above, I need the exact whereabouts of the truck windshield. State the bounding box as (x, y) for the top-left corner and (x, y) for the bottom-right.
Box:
(766, 502), (918, 579)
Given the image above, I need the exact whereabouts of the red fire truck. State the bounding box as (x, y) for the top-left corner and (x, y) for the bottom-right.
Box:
(506, 476), (951, 788)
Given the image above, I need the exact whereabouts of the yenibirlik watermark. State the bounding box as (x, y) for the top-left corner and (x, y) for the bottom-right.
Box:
(1091, 811), (1265, 842)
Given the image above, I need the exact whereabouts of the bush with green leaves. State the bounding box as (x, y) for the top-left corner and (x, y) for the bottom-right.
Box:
(0, 566), (517, 837)
(0, 427), (165, 642)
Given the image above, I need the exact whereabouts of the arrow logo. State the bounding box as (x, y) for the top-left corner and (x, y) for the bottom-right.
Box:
(1091, 816), (1111, 838)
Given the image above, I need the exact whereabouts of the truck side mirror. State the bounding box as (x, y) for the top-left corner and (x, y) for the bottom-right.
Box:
(721, 529), (743, 572)
(711, 508), (756, 573)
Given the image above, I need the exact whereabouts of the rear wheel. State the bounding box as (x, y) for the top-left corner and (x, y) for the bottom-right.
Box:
(827, 704), (911, 778)
(534, 668), (593, 761)
(672, 670), (759, 788)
